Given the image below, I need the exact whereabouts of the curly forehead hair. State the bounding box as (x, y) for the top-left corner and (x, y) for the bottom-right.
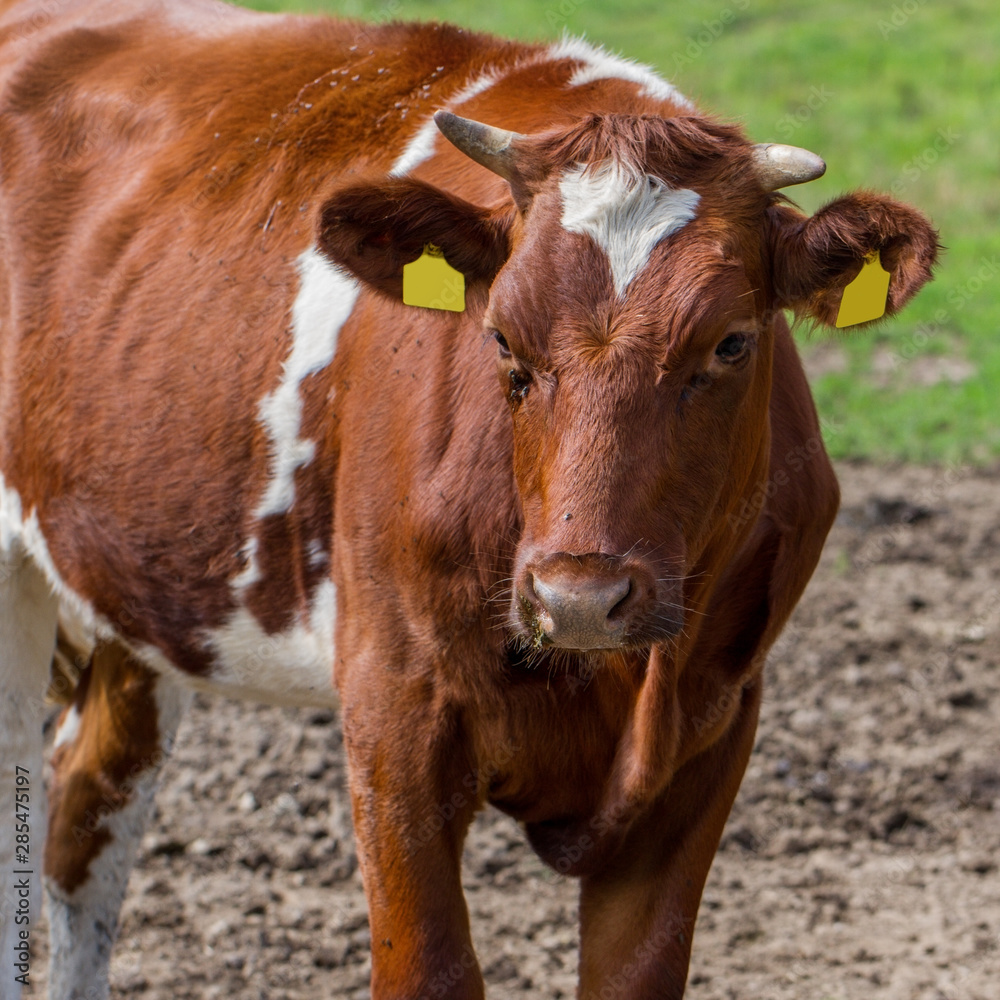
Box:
(530, 113), (757, 188)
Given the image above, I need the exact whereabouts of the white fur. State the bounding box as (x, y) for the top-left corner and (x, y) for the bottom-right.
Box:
(389, 114), (441, 178)
(46, 674), (190, 1000)
(559, 160), (700, 296)
(547, 36), (693, 109)
(0, 548), (58, 1000)
(231, 535), (261, 592)
(389, 68), (506, 177)
(4, 448), (338, 709)
(306, 537), (328, 570)
(1, 476), (104, 656)
(201, 579), (337, 706)
(52, 705), (81, 751)
(254, 249), (359, 518)
(390, 38), (690, 180)
(56, 607), (96, 668)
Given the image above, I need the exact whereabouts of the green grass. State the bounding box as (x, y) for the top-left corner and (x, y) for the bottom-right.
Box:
(242, 0), (999, 463)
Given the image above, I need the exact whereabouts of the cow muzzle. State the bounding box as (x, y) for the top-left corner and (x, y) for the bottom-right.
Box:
(515, 553), (678, 650)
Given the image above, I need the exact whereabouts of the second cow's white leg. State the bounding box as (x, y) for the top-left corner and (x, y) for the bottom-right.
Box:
(0, 551), (58, 1000)
(44, 641), (190, 1000)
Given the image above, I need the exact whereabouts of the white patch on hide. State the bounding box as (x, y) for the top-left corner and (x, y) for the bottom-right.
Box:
(201, 579), (337, 706)
(254, 249), (358, 518)
(2, 475), (336, 709)
(547, 36), (693, 109)
(1, 474), (104, 651)
(231, 536), (261, 592)
(390, 67), (508, 177)
(306, 537), (328, 570)
(559, 160), (701, 296)
(53, 705), (82, 750)
(389, 38), (691, 181)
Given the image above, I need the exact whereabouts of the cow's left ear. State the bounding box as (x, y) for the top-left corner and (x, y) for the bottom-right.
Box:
(768, 193), (940, 328)
(317, 178), (514, 300)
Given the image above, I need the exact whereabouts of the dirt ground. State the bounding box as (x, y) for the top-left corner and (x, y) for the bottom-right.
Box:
(26, 462), (1000, 1000)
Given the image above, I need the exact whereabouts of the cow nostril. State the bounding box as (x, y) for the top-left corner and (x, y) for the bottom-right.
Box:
(530, 572), (632, 631)
(606, 578), (632, 620)
(517, 556), (667, 650)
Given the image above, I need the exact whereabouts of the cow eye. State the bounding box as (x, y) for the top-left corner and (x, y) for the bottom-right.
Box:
(493, 330), (512, 357)
(715, 333), (750, 363)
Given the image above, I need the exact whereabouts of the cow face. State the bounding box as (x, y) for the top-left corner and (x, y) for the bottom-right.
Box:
(320, 113), (937, 654)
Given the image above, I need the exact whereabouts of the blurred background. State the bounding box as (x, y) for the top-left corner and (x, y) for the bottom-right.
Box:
(241, 0), (998, 464)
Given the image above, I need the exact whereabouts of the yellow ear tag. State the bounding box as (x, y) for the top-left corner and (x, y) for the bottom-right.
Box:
(402, 244), (465, 312)
(835, 251), (890, 328)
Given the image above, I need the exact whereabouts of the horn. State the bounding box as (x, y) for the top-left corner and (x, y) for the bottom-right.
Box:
(752, 143), (826, 189)
(433, 110), (526, 182)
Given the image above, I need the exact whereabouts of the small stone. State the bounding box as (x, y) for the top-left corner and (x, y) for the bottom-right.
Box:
(273, 792), (300, 817)
(958, 852), (996, 875)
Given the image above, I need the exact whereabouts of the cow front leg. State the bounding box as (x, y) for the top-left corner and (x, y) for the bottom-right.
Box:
(341, 684), (484, 1000)
(44, 640), (189, 1000)
(0, 553), (58, 1000)
(576, 680), (761, 1000)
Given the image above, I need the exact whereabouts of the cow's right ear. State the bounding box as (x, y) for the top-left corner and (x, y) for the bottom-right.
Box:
(317, 178), (514, 300)
(768, 193), (939, 329)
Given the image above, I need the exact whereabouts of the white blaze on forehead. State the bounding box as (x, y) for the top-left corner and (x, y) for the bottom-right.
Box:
(559, 161), (701, 296)
(255, 249), (358, 518)
(547, 36), (694, 109)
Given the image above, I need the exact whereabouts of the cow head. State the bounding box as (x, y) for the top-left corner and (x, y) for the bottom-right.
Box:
(319, 111), (938, 656)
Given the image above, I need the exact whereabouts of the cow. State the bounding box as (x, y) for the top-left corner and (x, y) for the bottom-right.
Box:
(0, 1), (938, 998)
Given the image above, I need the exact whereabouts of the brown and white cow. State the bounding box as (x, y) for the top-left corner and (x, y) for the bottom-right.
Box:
(0, 1), (937, 997)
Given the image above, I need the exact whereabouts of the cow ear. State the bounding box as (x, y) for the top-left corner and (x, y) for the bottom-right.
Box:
(768, 193), (940, 329)
(317, 178), (514, 300)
